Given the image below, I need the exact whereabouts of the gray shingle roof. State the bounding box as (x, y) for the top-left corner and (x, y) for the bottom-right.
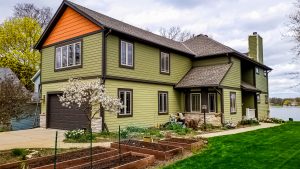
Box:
(175, 64), (232, 88)
(67, 1), (194, 55)
(183, 34), (235, 57)
(241, 81), (261, 92)
(0, 68), (19, 83)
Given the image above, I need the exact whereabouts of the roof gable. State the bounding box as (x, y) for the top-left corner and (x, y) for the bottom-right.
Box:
(42, 6), (101, 47)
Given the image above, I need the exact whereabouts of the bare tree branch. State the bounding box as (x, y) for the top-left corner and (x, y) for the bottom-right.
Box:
(159, 26), (194, 42)
(13, 3), (52, 29)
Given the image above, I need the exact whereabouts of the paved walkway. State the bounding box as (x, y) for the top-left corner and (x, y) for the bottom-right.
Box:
(0, 128), (110, 150)
(197, 123), (280, 138)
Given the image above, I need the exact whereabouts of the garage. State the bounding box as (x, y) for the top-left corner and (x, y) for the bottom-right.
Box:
(47, 94), (90, 130)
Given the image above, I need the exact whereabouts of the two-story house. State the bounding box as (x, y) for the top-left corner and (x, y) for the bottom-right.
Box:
(34, 1), (271, 132)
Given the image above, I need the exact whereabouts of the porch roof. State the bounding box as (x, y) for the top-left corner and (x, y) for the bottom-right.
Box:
(175, 63), (232, 88)
(241, 81), (261, 92)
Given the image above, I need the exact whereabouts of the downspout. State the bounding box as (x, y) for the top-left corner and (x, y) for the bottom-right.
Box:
(101, 28), (112, 131)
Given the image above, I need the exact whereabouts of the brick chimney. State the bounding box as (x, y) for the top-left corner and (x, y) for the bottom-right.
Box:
(248, 32), (263, 64)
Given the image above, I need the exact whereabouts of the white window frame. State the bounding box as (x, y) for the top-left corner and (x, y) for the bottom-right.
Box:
(190, 93), (201, 112)
(208, 93), (216, 113)
(160, 52), (170, 74)
(118, 89), (132, 116)
(120, 40), (133, 67)
(230, 92), (237, 113)
(255, 67), (259, 74)
(158, 92), (168, 114)
(55, 41), (81, 69)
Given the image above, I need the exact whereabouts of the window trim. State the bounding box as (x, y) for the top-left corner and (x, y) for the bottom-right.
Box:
(263, 70), (267, 77)
(160, 51), (170, 75)
(158, 91), (169, 115)
(190, 93), (201, 112)
(54, 39), (83, 72)
(208, 93), (217, 113)
(265, 94), (268, 104)
(230, 92), (237, 114)
(119, 39), (134, 69)
(255, 67), (259, 75)
(117, 88), (133, 118)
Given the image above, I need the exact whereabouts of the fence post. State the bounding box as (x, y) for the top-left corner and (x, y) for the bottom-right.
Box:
(118, 125), (121, 154)
(54, 131), (58, 169)
(90, 125), (93, 168)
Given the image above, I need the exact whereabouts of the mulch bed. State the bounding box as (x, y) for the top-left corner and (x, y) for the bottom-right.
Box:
(0, 147), (114, 169)
(119, 140), (178, 152)
(158, 138), (205, 151)
(111, 140), (183, 160)
(69, 152), (155, 169)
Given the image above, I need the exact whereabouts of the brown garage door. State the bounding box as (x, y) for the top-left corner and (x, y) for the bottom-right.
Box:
(47, 94), (90, 130)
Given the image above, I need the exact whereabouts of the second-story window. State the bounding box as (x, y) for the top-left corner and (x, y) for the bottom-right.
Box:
(55, 41), (81, 69)
(120, 40), (133, 68)
(255, 67), (259, 74)
(160, 52), (170, 74)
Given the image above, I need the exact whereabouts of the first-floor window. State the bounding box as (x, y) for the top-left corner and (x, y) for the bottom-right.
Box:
(158, 92), (168, 114)
(119, 89), (132, 116)
(230, 92), (236, 113)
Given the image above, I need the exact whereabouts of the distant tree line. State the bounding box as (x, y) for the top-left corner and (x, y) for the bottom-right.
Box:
(270, 97), (300, 106)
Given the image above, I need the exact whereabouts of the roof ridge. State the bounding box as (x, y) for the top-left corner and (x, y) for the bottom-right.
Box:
(181, 42), (196, 55)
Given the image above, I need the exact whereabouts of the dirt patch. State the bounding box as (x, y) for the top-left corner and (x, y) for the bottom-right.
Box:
(119, 140), (177, 152)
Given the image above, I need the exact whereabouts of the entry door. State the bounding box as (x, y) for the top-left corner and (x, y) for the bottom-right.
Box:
(190, 93), (201, 112)
(208, 93), (216, 113)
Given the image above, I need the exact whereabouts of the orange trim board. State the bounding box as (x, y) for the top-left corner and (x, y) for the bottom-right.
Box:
(43, 7), (101, 47)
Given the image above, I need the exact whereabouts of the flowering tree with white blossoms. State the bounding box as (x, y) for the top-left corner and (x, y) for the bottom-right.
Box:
(58, 78), (123, 131)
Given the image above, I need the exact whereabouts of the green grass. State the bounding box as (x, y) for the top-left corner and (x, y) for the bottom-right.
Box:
(164, 122), (300, 169)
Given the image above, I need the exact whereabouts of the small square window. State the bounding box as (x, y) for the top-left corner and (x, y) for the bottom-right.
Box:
(255, 67), (259, 74)
(257, 94), (260, 104)
(265, 95), (268, 104)
(264, 70), (267, 77)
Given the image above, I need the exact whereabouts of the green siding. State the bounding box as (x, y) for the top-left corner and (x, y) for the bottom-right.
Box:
(248, 35), (263, 63)
(41, 33), (102, 83)
(257, 93), (269, 119)
(255, 68), (268, 92)
(192, 57), (228, 67)
(223, 89), (242, 124)
(221, 57), (241, 88)
(104, 79), (182, 131)
(106, 35), (192, 84)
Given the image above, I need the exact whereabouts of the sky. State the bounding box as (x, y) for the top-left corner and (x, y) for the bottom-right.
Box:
(0, 0), (299, 98)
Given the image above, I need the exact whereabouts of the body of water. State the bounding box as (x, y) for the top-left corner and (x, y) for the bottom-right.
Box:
(270, 106), (300, 121)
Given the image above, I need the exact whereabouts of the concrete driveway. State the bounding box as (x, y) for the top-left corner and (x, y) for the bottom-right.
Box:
(0, 128), (110, 150)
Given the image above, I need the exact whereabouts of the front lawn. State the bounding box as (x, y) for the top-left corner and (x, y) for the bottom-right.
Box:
(164, 122), (300, 169)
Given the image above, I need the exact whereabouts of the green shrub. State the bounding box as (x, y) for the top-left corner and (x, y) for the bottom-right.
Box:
(240, 119), (259, 125)
(11, 148), (27, 157)
(64, 129), (85, 140)
(164, 122), (192, 135)
(260, 118), (285, 124)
